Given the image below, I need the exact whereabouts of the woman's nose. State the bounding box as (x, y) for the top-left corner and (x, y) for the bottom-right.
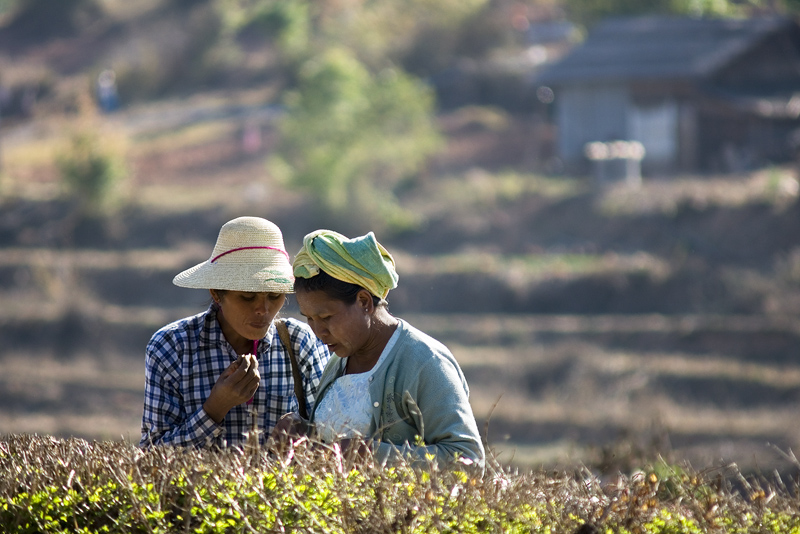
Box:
(254, 296), (269, 314)
(307, 319), (326, 338)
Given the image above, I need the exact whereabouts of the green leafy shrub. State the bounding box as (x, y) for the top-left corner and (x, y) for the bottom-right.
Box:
(268, 47), (442, 233)
(57, 128), (127, 214)
(2, 434), (800, 533)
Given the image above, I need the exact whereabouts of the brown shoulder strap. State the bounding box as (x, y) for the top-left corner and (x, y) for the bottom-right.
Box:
(276, 319), (308, 419)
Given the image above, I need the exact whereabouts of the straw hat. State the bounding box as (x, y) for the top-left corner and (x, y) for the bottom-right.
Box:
(173, 217), (294, 293)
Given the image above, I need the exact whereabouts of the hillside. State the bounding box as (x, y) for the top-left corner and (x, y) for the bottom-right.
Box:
(2, 1), (800, 477)
(3, 97), (800, 477)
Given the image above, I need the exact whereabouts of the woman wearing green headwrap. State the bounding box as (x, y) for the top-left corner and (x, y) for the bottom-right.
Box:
(272, 229), (485, 470)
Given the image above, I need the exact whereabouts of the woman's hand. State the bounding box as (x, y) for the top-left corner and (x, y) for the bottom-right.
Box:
(272, 412), (309, 438)
(203, 353), (260, 423)
(268, 412), (309, 453)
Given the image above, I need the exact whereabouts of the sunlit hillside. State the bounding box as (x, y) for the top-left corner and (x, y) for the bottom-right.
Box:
(2, 0), (800, 479)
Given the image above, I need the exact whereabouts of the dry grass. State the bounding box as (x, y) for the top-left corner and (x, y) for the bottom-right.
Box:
(3, 307), (800, 477)
(393, 250), (671, 282)
(597, 168), (800, 216)
(1, 434), (800, 533)
(0, 353), (143, 441)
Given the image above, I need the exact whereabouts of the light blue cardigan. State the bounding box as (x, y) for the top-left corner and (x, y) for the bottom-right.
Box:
(308, 319), (485, 470)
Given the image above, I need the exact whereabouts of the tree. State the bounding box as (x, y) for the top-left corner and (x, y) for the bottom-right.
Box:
(268, 48), (442, 231)
(563, 0), (785, 29)
(57, 91), (128, 216)
(216, 0), (488, 68)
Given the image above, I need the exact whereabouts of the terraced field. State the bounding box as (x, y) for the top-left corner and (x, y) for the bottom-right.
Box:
(3, 0), (800, 489)
(2, 196), (800, 477)
(2, 98), (800, 477)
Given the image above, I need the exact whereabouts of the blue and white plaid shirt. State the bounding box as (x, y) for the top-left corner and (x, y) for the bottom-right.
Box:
(140, 306), (330, 448)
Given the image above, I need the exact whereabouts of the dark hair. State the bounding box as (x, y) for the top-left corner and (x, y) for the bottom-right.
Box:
(294, 269), (384, 307)
(208, 289), (227, 310)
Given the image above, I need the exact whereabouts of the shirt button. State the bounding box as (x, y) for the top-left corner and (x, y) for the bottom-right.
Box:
(368, 376), (374, 382)
(373, 401), (380, 408)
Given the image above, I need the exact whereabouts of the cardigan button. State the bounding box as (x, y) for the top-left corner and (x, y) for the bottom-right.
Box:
(373, 401), (380, 408)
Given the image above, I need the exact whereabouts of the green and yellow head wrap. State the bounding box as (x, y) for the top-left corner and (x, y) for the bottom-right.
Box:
(293, 230), (399, 299)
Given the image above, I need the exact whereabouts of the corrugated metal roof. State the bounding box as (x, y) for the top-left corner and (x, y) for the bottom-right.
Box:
(537, 16), (794, 85)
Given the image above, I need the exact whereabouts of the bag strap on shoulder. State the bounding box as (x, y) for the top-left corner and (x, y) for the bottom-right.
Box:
(275, 318), (308, 419)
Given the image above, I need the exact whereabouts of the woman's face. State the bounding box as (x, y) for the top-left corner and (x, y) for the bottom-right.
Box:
(212, 290), (285, 347)
(295, 289), (371, 359)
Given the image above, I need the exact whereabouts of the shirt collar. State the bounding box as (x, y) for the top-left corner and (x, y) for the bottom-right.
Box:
(198, 304), (225, 349)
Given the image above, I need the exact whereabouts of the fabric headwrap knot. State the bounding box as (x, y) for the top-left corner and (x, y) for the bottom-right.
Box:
(293, 230), (399, 299)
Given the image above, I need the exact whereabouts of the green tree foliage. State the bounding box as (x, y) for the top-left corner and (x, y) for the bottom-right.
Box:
(216, 0), (495, 230)
(268, 48), (442, 231)
(564, 0), (796, 29)
(0, 0), (18, 16)
(57, 128), (127, 215)
(216, 0), (488, 67)
(672, 0), (755, 16)
(215, 0), (309, 60)
(311, 0), (489, 67)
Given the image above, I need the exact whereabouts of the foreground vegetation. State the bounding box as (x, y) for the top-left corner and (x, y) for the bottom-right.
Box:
(2, 434), (800, 533)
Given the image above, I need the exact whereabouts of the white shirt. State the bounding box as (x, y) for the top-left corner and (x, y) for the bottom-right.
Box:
(314, 329), (400, 442)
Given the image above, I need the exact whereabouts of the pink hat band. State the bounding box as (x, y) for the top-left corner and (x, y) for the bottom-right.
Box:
(211, 246), (290, 263)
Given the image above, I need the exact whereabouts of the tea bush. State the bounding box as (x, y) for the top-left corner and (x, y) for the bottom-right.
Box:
(1, 434), (800, 533)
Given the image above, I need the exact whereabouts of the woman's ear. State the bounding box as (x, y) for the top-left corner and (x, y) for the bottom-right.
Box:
(209, 289), (220, 304)
(356, 289), (374, 314)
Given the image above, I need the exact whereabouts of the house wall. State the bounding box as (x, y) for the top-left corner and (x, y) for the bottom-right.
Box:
(556, 83), (687, 175)
(556, 83), (628, 172)
(678, 102), (698, 172)
(627, 99), (679, 174)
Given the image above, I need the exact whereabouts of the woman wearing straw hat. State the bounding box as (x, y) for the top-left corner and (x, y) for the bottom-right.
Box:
(140, 217), (330, 449)
(272, 229), (484, 469)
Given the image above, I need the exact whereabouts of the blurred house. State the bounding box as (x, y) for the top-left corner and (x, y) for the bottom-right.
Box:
(432, 20), (577, 113)
(536, 16), (800, 176)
